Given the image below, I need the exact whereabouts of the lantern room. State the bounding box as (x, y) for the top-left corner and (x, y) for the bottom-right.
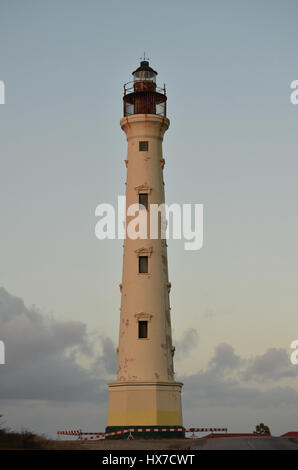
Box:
(123, 60), (167, 117)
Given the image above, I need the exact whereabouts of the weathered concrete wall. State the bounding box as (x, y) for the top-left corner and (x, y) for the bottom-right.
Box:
(107, 114), (183, 427)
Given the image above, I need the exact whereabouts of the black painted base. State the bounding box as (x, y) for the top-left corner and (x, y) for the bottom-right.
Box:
(105, 425), (185, 440)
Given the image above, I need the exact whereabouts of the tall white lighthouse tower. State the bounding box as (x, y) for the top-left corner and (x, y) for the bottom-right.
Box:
(107, 60), (183, 438)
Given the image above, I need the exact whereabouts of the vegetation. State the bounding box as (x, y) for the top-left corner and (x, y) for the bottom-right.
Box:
(0, 414), (50, 449)
(254, 422), (271, 435)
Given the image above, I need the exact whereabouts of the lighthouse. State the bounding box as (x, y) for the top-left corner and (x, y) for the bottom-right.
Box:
(106, 60), (183, 438)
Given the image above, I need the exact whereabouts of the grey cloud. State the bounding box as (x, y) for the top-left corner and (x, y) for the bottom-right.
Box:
(0, 287), (27, 320)
(0, 287), (110, 402)
(0, 355), (107, 403)
(1, 286), (298, 425)
(208, 342), (242, 372)
(180, 369), (298, 409)
(174, 328), (199, 360)
(177, 344), (298, 409)
(241, 348), (298, 382)
(0, 287), (92, 370)
(92, 337), (117, 376)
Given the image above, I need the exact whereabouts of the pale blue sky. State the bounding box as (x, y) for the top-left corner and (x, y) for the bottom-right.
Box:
(0, 1), (298, 436)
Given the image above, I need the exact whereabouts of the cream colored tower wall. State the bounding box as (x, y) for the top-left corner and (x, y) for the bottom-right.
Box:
(118, 114), (173, 382)
(107, 113), (183, 428)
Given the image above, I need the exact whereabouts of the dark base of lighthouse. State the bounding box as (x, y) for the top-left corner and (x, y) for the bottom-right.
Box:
(105, 425), (185, 440)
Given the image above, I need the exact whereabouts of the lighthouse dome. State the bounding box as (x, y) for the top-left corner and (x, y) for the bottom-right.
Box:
(132, 60), (157, 83)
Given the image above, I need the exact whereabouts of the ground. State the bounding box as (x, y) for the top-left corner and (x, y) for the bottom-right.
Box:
(48, 437), (298, 450)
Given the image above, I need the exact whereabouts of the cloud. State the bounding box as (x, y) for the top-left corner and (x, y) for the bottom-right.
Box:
(0, 287), (92, 369)
(208, 342), (242, 372)
(0, 355), (106, 403)
(177, 343), (298, 410)
(1, 286), (298, 437)
(174, 328), (199, 360)
(0, 287), (110, 402)
(180, 370), (298, 409)
(92, 336), (117, 376)
(241, 348), (298, 382)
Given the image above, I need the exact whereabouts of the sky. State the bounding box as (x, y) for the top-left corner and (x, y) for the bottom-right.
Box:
(0, 0), (298, 438)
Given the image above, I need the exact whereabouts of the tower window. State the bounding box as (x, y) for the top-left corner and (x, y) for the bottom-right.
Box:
(139, 193), (148, 210)
(139, 141), (148, 151)
(139, 255), (148, 273)
(138, 321), (148, 338)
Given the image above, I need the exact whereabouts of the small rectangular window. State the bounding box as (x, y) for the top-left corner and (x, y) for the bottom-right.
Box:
(139, 193), (148, 210)
(139, 256), (148, 273)
(138, 321), (148, 338)
(139, 141), (148, 151)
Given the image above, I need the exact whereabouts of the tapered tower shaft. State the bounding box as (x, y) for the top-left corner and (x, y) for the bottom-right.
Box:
(107, 61), (183, 435)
